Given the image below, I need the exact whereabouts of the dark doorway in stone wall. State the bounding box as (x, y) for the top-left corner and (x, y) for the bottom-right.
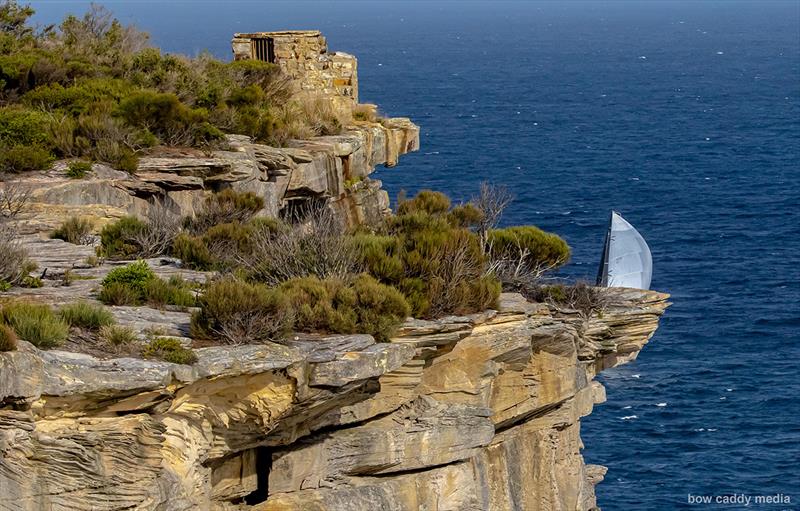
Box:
(252, 37), (275, 63)
(243, 446), (272, 505)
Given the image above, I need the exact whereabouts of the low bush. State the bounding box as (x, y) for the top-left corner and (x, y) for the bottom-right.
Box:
(0, 144), (53, 173)
(51, 216), (93, 244)
(20, 275), (42, 288)
(0, 107), (52, 148)
(525, 281), (609, 318)
(98, 261), (193, 308)
(0, 106), (56, 173)
(135, 204), (182, 258)
(116, 90), (224, 147)
(356, 191), (501, 318)
(141, 337), (197, 365)
(282, 274), (410, 342)
(99, 324), (137, 348)
(189, 189), (265, 233)
(190, 278), (292, 344)
(243, 208), (361, 286)
(58, 301), (115, 330)
(99, 207), (179, 259)
(202, 221), (255, 267)
(0, 324), (18, 351)
(487, 226), (570, 274)
(0, 301), (69, 349)
(98, 216), (148, 259)
(101, 260), (155, 296)
(396, 190), (451, 216)
(98, 281), (141, 306)
(0, 224), (33, 286)
(65, 160), (92, 178)
(352, 104), (378, 122)
(143, 275), (195, 308)
(171, 233), (213, 270)
(0, 176), (32, 220)
(172, 221), (260, 271)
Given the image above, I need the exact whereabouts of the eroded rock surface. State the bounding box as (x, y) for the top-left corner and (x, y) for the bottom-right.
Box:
(7, 117), (419, 235)
(0, 288), (669, 511)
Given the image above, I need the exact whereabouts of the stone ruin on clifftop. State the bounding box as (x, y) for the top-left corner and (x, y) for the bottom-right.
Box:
(232, 30), (359, 105)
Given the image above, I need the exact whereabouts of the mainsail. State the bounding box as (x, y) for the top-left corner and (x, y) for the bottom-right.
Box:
(596, 211), (652, 290)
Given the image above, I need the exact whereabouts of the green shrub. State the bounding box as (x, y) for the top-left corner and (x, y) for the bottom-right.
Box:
(171, 233), (213, 270)
(355, 192), (501, 318)
(487, 226), (571, 272)
(142, 337), (197, 365)
(58, 301), (115, 330)
(191, 278), (292, 344)
(98, 281), (140, 305)
(20, 275), (42, 288)
(51, 216), (93, 244)
(0, 108), (54, 172)
(0, 324), (18, 351)
(172, 221), (257, 271)
(99, 216), (149, 259)
(0, 301), (69, 349)
(143, 275), (195, 308)
(282, 274), (409, 342)
(99, 324), (137, 347)
(448, 203), (484, 228)
(0, 144), (53, 173)
(98, 261), (192, 308)
(396, 190), (451, 216)
(0, 107), (52, 147)
(65, 160), (92, 178)
(101, 260), (156, 296)
(116, 90), (223, 147)
(189, 189), (265, 233)
(202, 222), (254, 262)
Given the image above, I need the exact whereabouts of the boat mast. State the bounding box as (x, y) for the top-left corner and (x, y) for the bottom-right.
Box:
(596, 211), (613, 286)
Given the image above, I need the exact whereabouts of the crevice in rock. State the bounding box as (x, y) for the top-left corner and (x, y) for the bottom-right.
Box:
(350, 458), (472, 480)
(493, 398), (570, 434)
(244, 446), (273, 505)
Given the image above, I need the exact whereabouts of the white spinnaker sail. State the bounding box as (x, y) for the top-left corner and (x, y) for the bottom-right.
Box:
(597, 211), (652, 290)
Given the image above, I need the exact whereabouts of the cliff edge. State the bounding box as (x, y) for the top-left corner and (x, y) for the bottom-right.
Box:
(0, 28), (670, 511)
(0, 266), (668, 509)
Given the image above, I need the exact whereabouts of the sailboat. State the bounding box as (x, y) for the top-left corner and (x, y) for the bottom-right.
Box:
(596, 211), (652, 290)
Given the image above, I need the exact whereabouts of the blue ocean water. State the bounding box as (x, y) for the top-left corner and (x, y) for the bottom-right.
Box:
(31, 1), (800, 509)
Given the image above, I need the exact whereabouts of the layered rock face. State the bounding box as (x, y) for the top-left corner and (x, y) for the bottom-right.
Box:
(10, 119), (419, 235)
(0, 282), (669, 510)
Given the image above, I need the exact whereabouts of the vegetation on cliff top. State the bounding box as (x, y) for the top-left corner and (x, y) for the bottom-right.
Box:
(0, 181), (579, 352)
(92, 187), (571, 345)
(0, 1), (352, 174)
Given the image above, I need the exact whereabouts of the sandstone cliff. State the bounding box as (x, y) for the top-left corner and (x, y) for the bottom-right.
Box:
(0, 237), (669, 510)
(11, 119), (419, 235)
(0, 30), (670, 511)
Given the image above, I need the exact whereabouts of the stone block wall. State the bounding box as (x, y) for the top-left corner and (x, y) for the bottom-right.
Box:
(232, 30), (358, 102)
